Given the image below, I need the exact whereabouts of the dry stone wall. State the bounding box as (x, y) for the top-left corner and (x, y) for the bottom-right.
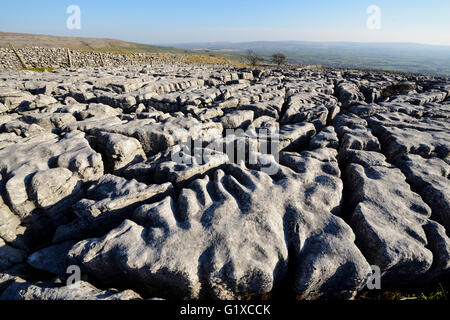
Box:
(0, 47), (152, 70)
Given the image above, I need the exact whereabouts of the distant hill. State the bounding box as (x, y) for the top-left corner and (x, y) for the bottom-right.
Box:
(0, 32), (183, 54)
(0, 32), (253, 68)
(3, 33), (449, 76)
(173, 41), (450, 77)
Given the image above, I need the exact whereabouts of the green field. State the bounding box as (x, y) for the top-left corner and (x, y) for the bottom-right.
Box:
(3, 33), (450, 76)
(175, 41), (450, 77)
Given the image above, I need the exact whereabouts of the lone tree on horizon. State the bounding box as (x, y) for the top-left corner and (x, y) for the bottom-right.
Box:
(272, 53), (286, 66)
(245, 50), (264, 67)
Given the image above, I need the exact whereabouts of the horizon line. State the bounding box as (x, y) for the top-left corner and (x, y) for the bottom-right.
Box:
(1, 30), (450, 48)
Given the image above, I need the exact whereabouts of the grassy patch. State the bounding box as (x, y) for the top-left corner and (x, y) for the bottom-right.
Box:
(21, 67), (53, 72)
(358, 290), (447, 301)
(357, 282), (448, 301)
(180, 54), (252, 68)
(381, 83), (415, 99)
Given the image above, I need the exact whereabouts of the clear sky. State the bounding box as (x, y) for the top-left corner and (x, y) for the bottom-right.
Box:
(1, 0), (449, 46)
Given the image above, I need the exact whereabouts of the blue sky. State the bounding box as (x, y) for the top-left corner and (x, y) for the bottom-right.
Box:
(1, 0), (449, 45)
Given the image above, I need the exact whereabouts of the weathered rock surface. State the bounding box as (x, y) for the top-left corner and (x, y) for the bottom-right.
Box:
(281, 91), (336, 125)
(0, 131), (103, 251)
(0, 62), (449, 300)
(27, 241), (76, 275)
(68, 155), (369, 300)
(344, 162), (450, 285)
(278, 122), (316, 151)
(88, 131), (146, 173)
(0, 239), (27, 271)
(396, 154), (450, 233)
(221, 110), (254, 129)
(0, 280), (142, 300)
(336, 82), (365, 107)
(310, 126), (339, 150)
(52, 174), (172, 244)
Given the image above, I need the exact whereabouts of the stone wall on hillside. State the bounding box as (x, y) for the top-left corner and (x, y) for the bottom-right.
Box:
(0, 47), (152, 70)
(0, 48), (23, 70)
